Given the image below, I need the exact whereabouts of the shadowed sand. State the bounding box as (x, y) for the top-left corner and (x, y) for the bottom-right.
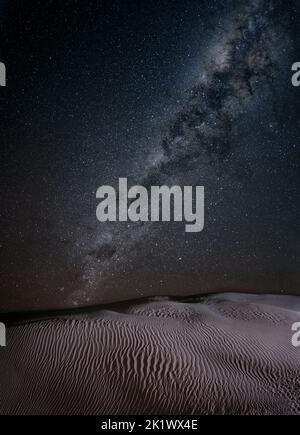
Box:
(0, 293), (299, 415)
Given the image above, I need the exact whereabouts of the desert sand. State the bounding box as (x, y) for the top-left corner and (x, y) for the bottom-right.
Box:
(0, 293), (299, 415)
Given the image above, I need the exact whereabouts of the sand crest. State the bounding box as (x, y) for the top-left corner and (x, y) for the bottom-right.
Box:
(0, 293), (299, 415)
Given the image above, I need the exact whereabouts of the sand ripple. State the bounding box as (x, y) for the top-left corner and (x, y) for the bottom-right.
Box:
(0, 293), (299, 415)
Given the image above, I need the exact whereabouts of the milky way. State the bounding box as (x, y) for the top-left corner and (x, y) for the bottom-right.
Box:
(76, 0), (297, 307)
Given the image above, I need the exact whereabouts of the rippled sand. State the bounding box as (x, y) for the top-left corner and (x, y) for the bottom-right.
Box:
(0, 293), (299, 415)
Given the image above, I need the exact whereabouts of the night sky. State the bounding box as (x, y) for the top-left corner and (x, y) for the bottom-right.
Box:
(0, 0), (299, 312)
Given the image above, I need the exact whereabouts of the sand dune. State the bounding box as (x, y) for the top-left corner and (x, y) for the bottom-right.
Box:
(0, 293), (299, 415)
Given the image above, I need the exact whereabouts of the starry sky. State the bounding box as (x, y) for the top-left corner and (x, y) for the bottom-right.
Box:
(0, 0), (299, 312)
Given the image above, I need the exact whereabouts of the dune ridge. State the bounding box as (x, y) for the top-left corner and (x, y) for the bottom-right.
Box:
(0, 293), (299, 415)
